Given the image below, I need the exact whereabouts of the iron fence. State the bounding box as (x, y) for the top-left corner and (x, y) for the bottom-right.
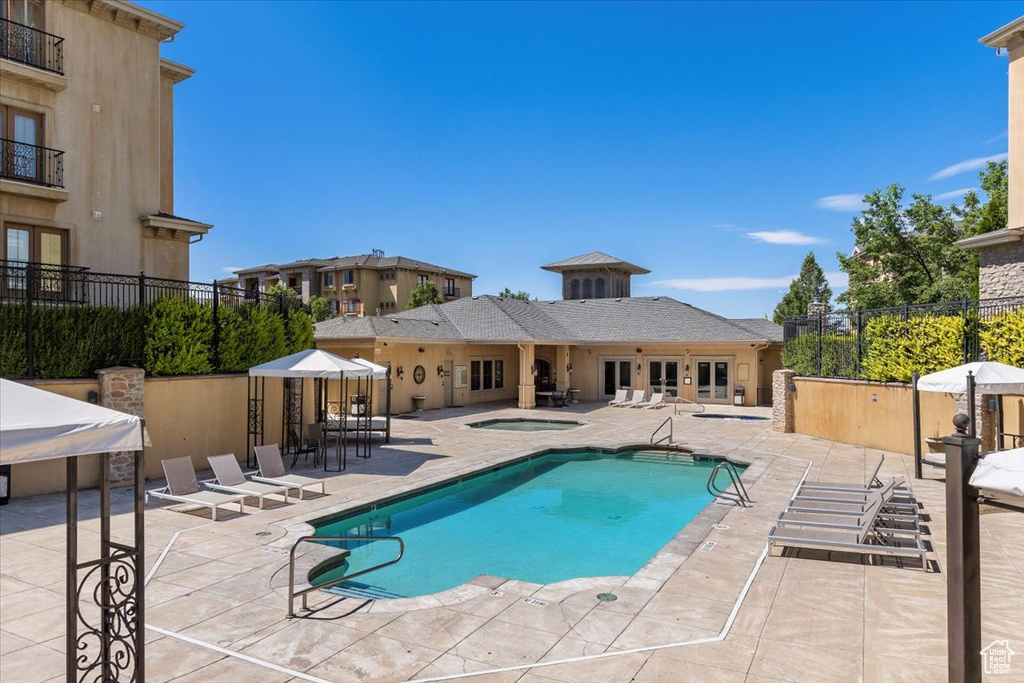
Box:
(0, 260), (307, 379)
(0, 18), (64, 74)
(0, 138), (64, 188)
(782, 295), (1024, 381)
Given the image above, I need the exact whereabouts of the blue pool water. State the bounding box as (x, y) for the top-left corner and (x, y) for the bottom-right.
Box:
(468, 418), (582, 431)
(311, 450), (736, 598)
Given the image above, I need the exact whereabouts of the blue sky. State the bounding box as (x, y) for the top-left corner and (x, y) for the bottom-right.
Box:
(144, 1), (1015, 318)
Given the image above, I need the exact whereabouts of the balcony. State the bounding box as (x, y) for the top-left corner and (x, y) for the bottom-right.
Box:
(0, 138), (66, 200)
(444, 287), (460, 299)
(0, 19), (66, 90)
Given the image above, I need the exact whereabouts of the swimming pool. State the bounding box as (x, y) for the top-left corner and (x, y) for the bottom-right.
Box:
(468, 418), (582, 432)
(310, 449), (740, 598)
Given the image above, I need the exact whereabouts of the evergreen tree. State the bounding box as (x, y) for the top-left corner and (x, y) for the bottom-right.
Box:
(405, 281), (444, 310)
(772, 252), (832, 324)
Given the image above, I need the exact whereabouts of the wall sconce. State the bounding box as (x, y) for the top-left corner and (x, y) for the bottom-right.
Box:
(567, 363), (573, 374)
(684, 364), (690, 372)
(396, 366), (405, 380)
(437, 365), (444, 376)
(418, 347), (425, 353)
(87, 390), (99, 405)
(354, 351), (360, 358)
(787, 382), (797, 394)
(531, 365), (538, 376)
(637, 363), (642, 374)
(636, 348), (642, 354)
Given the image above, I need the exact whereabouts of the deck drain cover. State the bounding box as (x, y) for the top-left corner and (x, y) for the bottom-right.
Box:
(255, 531), (272, 537)
(712, 523), (730, 530)
(597, 593), (617, 602)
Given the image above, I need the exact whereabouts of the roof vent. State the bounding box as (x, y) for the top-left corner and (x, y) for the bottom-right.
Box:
(390, 318), (399, 323)
(653, 297), (660, 301)
(431, 321), (439, 326)
(615, 298), (622, 302)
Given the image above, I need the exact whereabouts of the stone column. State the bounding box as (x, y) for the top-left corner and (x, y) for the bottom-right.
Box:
(518, 344), (536, 409)
(955, 390), (997, 454)
(772, 369), (795, 433)
(96, 367), (145, 487)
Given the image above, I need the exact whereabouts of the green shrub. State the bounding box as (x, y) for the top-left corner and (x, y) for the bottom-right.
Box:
(217, 303), (287, 371)
(782, 332), (857, 377)
(0, 304), (28, 378)
(308, 295), (332, 323)
(860, 314), (965, 382)
(284, 308), (315, 354)
(34, 305), (146, 379)
(980, 309), (1024, 368)
(145, 296), (214, 375)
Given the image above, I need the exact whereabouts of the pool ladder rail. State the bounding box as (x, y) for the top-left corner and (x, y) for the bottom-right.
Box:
(287, 534), (404, 618)
(706, 461), (753, 508)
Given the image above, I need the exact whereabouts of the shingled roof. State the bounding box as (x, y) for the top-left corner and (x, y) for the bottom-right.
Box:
(315, 295), (782, 344)
(317, 254), (476, 279)
(540, 251), (650, 275)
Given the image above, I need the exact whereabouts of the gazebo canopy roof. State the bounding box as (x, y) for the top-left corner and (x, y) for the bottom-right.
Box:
(0, 379), (143, 465)
(248, 349), (388, 379)
(917, 361), (1024, 395)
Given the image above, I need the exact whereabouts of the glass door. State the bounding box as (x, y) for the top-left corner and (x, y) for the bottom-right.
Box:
(601, 358), (634, 398)
(696, 359), (730, 404)
(648, 360), (679, 397)
(714, 361), (729, 400)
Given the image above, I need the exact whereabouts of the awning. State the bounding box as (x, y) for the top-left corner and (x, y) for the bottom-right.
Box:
(248, 349), (385, 379)
(970, 447), (1024, 501)
(916, 362), (1024, 395)
(0, 379), (144, 465)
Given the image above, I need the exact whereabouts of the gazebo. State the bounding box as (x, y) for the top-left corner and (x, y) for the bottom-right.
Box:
(0, 378), (146, 682)
(912, 361), (1024, 477)
(247, 349), (391, 471)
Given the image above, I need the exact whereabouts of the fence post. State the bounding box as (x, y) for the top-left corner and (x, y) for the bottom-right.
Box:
(961, 298), (969, 365)
(211, 280), (220, 371)
(278, 294), (285, 316)
(138, 272), (146, 308)
(816, 313), (823, 377)
(25, 263), (34, 379)
(855, 310), (863, 378)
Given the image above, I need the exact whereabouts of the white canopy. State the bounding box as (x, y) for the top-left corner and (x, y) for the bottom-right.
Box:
(248, 349), (387, 379)
(0, 378), (144, 465)
(917, 361), (1024, 395)
(970, 447), (1024, 501)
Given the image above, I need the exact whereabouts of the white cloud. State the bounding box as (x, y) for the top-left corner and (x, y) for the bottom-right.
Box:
(815, 194), (865, 212)
(221, 266), (243, 274)
(933, 187), (974, 201)
(825, 271), (849, 289)
(985, 130), (1008, 145)
(747, 230), (826, 246)
(929, 153), (1007, 180)
(652, 276), (796, 292)
(711, 223), (736, 229)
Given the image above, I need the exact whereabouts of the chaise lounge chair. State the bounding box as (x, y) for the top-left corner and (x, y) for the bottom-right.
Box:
(607, 389), (629, 407)
(798, 456), (906, 493)
(779, 481), (922, 530)
(253, 444), (326, 500)
(146, 456), (245, 521)
(616, 389), (646, 408)
(206, 454), (291, 508)
(637, 392), (665, 409)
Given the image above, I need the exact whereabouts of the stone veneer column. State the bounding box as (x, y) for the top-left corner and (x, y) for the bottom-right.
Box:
(96, 367), (145, 487)
(772, 369), (795, 433)
(955, 389), (997, 454)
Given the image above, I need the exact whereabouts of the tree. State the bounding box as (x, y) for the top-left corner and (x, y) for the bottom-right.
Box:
(498, 287), (532, 301)
(405, 281), (443, 310)
(957, 160), (1008, 239)
(308, 295), (332, 322)
(265, 282), (298, 301)
(772, 252), (832, 324)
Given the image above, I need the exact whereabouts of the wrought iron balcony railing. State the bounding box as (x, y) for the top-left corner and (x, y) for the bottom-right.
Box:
(0, 18), (64, 75)
(0, 137), (64, 188)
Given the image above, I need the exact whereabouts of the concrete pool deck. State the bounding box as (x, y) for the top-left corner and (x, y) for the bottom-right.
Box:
(1, 402), (1021, 682)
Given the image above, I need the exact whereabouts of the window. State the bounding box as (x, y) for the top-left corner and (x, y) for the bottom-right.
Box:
(445, 278), (456, 296)
(3, 223), (67, 293)
(595, 278), (605, 298)
(1, 0), (44, 27)
(470, 358), (504, 391)
(344, 298), (360, 315)
(582, 279), (592, 299)
(569, 278), (580, 299)
(343, 269), (354, 285)
(323, 272), (334, 287)
(417, 274), (429, 286)
(0, 105), (44, 183)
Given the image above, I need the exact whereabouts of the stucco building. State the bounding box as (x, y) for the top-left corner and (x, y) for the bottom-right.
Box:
(231, 250), (476, 316)
(0, 0), (211, 280)
(957, 16), (1024, 299)
(541, 251), (650, 300)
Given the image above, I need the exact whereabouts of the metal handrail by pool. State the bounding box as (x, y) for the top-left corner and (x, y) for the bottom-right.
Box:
(706, 461), (752, 507)
(650, 416), (673, 446)
(673, 396), (706, 415)
(287, 534), (404, 617)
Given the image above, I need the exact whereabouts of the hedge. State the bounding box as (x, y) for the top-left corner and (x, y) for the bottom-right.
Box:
(145, 297), (214, 376)
(781, 333), (857, 378)
(217, 303), (288, 372)
(979, 309), (1024, 368)
(860, 315), (966, 382)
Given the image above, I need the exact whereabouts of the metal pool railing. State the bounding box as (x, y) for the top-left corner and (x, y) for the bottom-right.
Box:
(706, 461), (752, 508)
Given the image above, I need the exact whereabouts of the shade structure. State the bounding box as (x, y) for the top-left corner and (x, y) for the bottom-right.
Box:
(917, 361), (1024, 395)
(970, 446), (1024, 501)
(248, 348), (384, 379)
(0, 378), (143, 465)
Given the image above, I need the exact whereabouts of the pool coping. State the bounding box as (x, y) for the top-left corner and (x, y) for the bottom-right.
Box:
(282, 443), (768, 614)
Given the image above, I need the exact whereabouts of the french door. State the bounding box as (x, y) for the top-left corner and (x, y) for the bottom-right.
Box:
(695, 359), (730, 404)
(601, 358), (634, 398)
(647, 359), (680, 397)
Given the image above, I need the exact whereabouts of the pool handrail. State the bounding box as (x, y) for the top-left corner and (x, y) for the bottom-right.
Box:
(650, 416), (673, 446)
(288, 534), (405, 617)
(672, 396), (706, 415)
(706, 461), (752, 507)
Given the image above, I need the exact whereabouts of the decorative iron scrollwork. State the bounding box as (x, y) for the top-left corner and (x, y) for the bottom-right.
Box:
(248, 398), (264, 434)
(74, 547), (138, 682)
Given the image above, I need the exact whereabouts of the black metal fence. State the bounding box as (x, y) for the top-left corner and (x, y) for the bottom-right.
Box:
(782, 295), (1024, 381)
(0, 260), (306, 379)
(0, 18), (64, 74)
(1, 138), (64, 189)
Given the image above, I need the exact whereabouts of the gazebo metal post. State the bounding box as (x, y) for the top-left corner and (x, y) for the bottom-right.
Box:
(967, 372), (976, 439)
(66, 456), (77, 682)
(134, 438), (145, 680)
(100, 453), (111, 676)
(912, 371), (922, 479)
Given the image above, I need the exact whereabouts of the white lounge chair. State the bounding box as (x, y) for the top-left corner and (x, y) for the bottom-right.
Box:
(206, 454), (290, 508)
(253, 444), (326, 500)
(638, 392), (665, 409)
(616, 389), (645, 408)
(607, 389), (629, 407)
(146, 456), (244, 521)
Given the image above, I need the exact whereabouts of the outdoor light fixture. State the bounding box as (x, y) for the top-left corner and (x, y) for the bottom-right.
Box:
(353, 352), (359, 358)
(396, 366), (405, 380)
(685, 364), (690, 372)
(636, 348), (643, 353)
(437, 365), (444, 376)
(418, 347), (425, 353)
(531, 365), (538, 376)
(567, 364), (573, 374)
(637, 363), (642, 374)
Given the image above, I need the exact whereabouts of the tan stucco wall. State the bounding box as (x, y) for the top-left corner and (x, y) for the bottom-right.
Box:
(320, 267), (474, 315)
(0, 2), (195, 280)
(1002, 395), (1024, 447)
(791, 377), (961, 456)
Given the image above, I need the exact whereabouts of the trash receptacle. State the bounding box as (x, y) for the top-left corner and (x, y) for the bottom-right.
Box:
(733, 387), (745, 406)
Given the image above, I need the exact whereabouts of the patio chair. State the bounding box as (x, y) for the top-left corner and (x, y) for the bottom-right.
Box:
(638, 392), (665, 409)
(798, 456), (896, 493)
(607, 389), (629, 407)
(146, 456), (245, 521)
(205, 454), (291, 508)
(778, 482), (922, 532)
(253, 444), (326, 500)
(617, 389), (645, 408)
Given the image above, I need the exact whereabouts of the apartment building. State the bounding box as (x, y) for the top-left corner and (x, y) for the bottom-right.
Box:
(231, 250), (476, 316)
(0, 0), (210, 281)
